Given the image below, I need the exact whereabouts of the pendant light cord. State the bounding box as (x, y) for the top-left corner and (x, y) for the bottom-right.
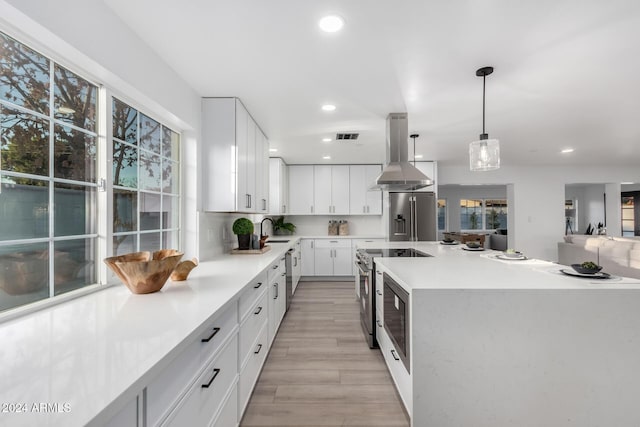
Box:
(482, 74), (486, 135)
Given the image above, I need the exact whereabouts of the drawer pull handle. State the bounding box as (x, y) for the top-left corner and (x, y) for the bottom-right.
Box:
(391, 349), (400, 361)
(274, 283), (278, 299)
(201, 327), (221, 343)
(281, 272), (286, 277)
(201, 368), (221, 388)
(254, 282), (263, 289)
(254, 344), (263, 354)
(272, 265), (278, 270)
(376, 290), (382, 296)
(254, 306), (263, 315)
(377, 320), (382, 327)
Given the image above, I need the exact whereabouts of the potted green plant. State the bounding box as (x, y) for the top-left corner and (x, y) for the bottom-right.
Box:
(232, 218), (254, 250)
(273, 216), (296, 235)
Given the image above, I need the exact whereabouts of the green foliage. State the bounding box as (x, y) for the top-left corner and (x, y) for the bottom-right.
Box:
(232, 218), (254, 235)
(469, 211), (479, 229)
(273, 216), (296, 233)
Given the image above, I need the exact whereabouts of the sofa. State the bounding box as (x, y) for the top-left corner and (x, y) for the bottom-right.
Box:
(557, 235), (640, 279)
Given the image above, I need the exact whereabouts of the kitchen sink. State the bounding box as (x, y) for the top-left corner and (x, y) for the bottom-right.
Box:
(267, 239), (290, 243)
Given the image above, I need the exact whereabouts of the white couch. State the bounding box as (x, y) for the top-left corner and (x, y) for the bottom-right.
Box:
(557, 235), (640, 279)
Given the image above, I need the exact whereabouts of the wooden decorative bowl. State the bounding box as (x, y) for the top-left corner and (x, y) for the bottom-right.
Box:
(104, 249), (183, 294)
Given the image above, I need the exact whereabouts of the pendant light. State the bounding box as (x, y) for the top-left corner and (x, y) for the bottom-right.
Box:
(410, 133), (419, 166)
(469, 66), (500, 171)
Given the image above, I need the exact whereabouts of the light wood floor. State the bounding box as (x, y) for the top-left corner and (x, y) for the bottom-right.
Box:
(240, 281), (410, 427)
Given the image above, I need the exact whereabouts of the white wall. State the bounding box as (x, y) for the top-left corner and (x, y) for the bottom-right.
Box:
(0, 0), (202, 260)
(439, 165), (640, 261)
(286, 215), (384, 237)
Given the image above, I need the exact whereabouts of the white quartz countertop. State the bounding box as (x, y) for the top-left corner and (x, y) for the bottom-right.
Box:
(0, 239), (298, 427)
(295, 235), (385, 239)
(358, 241), (640, 290)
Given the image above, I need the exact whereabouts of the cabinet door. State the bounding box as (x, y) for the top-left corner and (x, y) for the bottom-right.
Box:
(333, 246), (353, 276)
(300, 239), (315, 276)
(268, 158), (281, 214)
(331, 165), (350, 214)
(365, 164), (383, 214)
(313, 247), (333, 276)
(254, 129), (268, 213)
(288, 165), (314, 214)
(281, 162), (289, 214)
(245, 117), (257, 212)
(235, 100), (250, 211)
(313, 165), (332, 214)
(349, 165), (367, 214)
(268, 277), (284, 345)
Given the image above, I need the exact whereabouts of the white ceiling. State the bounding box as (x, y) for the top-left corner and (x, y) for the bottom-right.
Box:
(104, 0), (640, 167)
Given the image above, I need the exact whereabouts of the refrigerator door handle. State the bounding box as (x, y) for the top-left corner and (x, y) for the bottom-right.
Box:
(412, 196), (418, 240)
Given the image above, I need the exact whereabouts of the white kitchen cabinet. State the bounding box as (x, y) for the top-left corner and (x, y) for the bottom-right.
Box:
(313, 239), (352, 276)
(268, 267), (286, 347)
(256, 128), (269, 213)
(300, 239), (315, 276)
(413, 161), (437, 194)
(288, 165), (314, 214)
(202, 97), (269, 213)
(292, 240), (301, 293)
(269, 157), (288, 214)
(105, 396), (138, 427)
(313, 165), (350, 214)
(349, 165), (382, 215)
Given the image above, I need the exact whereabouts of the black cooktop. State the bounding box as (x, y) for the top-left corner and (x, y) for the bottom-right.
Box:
(364, 248), (431, 258)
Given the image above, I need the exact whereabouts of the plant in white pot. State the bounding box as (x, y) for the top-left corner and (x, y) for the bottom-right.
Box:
(232, 218), (254, 250)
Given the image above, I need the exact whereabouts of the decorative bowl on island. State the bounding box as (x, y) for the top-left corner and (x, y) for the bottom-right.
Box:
(571, 262), (603, 275)
(465, 241), (482, 249)
(104, 249), (183, 294)
(502, 249), (523, 259)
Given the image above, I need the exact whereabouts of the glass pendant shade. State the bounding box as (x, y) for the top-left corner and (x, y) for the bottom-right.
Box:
(469, 138), (500, 171)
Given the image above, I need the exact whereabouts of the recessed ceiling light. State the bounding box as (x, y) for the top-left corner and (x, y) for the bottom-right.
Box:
(414, 154), (424, 159)
(318, 15), (344, 33)
(269, 148), (278, 152)
(322, 155), (331, 160)
(321, 104), (336, 112)
(322, 138), (332, 142)
(561, 148), (574, 153)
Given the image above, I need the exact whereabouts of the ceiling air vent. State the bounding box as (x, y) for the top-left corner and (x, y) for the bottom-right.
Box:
(336, 132), (359, 141)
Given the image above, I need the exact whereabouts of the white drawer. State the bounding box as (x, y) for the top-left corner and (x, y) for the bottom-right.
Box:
(314, 238), (351, 248)
(379, 327), (412, 417)
(164, 334), (239, 427)
(147, 303), (238, 426)
(212, 383), (238, 427)
(267, 257), (286, 284)
(239, 271), (267, 321)
(238, 323), (269, 418)
(239, 289), (268, 370)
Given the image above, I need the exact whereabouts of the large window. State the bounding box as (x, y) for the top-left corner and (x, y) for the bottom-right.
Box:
(0, 31), (181, 315)
(460, 199), (507, 231)
(112, 98), (180, 255)
(437, 199), (447, 231)
(621, 192), (639, 237)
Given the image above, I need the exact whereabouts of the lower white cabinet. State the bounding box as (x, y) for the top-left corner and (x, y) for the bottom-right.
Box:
(163, 335), (239, 427)
(105, 395), (138, 427)
(268, 271), (286, 346)
(212, 383), (238, 427)
(313, 239), (352, 276)
(300, 239), (315, 276)
(238, 323), (269, 418)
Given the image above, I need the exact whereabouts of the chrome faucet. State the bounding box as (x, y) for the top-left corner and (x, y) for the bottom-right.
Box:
(260, 217), (274, 237)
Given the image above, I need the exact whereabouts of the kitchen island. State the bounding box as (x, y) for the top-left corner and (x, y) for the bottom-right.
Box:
(359, 241), (640, 427)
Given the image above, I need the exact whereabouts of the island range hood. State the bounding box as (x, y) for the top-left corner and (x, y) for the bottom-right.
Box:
(371, 113), (434, 191)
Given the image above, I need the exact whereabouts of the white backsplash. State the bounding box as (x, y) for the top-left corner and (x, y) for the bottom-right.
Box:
(198, 212), (386, 260)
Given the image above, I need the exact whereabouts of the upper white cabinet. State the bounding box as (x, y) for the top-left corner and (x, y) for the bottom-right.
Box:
(314, 165), (350, 215)
(288, 165), (315, 214)
(202, 97), (269, 212)
(269, 157), (289, 214)
(349, 165), (382, 215)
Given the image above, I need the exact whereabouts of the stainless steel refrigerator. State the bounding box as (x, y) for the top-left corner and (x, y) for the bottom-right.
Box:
(388, 192), (437, 241)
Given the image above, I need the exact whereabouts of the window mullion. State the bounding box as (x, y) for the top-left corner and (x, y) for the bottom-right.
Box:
(48, 60), (55, 298)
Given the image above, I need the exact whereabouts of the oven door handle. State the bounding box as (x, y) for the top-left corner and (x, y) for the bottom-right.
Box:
(355, 261), (369, 276)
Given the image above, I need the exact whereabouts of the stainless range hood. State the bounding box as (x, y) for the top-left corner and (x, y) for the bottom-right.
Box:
(371, 113), (434, 191)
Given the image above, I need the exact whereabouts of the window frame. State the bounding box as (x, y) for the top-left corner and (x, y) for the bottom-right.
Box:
(0, 29), (183, 321)
(459, 198), (508, 232)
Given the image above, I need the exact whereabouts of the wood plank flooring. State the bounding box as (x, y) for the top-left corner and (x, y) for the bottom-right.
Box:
(240, 281), (410, 427)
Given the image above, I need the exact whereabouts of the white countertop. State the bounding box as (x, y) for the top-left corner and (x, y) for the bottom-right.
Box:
(297, 235), (385, 240)
(357, 241), (640, 290)
(0, 240), (298, 427)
